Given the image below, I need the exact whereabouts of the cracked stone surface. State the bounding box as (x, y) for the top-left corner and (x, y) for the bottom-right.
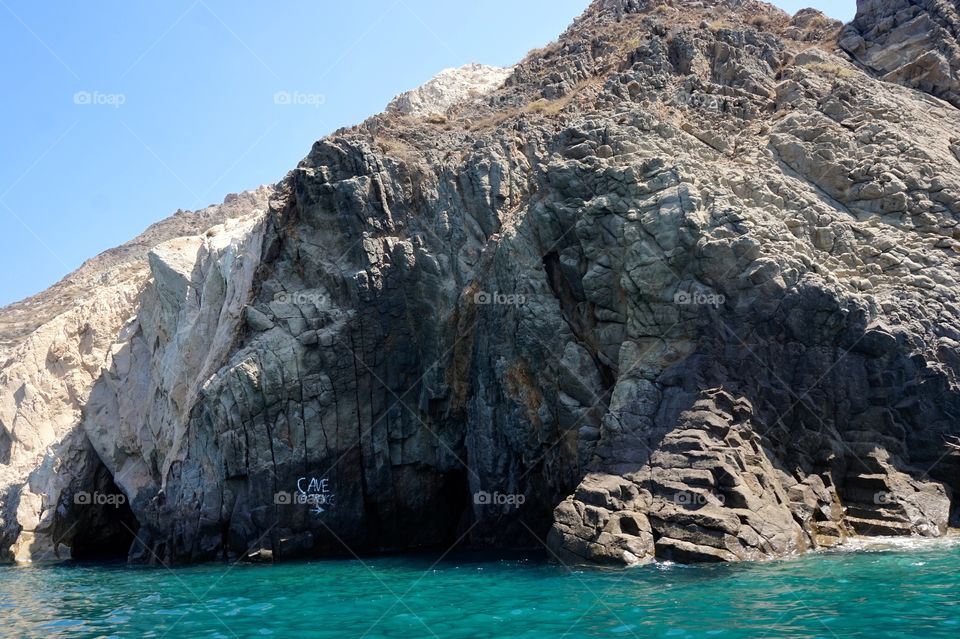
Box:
(2, 0), (960, 565)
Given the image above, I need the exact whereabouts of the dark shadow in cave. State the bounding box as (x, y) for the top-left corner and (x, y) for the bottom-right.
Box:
(70, 459), (139, 560)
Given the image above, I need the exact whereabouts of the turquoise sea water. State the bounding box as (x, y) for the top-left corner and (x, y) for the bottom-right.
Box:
(1, 538), (958, 638)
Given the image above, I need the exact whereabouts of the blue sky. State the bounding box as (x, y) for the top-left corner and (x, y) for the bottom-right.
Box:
(0, 1), (855, 306)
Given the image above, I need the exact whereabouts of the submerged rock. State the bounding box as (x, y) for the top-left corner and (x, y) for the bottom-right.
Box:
(2, 0), (960, 566)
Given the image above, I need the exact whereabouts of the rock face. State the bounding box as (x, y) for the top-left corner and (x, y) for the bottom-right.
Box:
(0, 189), (272, 561)
(387, 63), (513, 116)
(840, 0), (960, 108)
(2, 0), (960, 566)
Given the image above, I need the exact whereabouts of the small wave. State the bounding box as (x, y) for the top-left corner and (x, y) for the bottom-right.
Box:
(825, 535), (960, 554)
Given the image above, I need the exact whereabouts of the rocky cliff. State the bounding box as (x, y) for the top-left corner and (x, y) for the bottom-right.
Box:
(2, 0), (960, 567)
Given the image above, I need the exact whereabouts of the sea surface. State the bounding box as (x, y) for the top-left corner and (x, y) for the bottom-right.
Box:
(1, 537), (958, 638)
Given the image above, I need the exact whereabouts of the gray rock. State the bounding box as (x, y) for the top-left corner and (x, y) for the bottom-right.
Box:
(840, 0), (960, 108)
(2, 0), (960, 566)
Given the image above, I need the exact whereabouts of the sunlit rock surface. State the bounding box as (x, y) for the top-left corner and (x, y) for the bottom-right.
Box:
(2, 0), (959, 565)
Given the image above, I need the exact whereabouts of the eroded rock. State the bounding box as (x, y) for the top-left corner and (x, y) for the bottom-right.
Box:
(2, 0), (960, 566)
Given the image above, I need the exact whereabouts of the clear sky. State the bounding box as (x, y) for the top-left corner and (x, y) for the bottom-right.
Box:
(0, 0), (856, 307)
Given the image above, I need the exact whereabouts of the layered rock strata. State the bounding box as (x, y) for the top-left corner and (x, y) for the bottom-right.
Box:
(2, 0), (959, 565)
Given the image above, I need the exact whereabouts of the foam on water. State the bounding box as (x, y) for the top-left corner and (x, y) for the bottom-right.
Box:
(826, 534), (960, 553)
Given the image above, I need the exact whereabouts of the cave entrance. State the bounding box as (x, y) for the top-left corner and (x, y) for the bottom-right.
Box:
(70, 459), (139, 560)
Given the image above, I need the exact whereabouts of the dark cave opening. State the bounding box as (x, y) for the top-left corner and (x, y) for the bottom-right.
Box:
(70, 461), (139, 560)
(390, 467), (472, 552)
(441, 468), (472, 546)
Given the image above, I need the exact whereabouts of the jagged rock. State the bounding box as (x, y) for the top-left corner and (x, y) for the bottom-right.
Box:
(840, 0), (960, 108)
(0, 190), (272, 562)
(2, 0), (960, 566)
(387, 63), (513, 116)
